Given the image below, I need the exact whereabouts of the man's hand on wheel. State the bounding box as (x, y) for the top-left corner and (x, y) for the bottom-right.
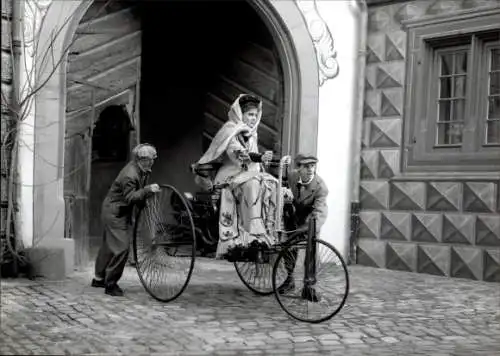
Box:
(146, 183), (160, 193)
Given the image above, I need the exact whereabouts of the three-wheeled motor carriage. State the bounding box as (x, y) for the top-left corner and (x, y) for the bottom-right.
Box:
(133, 156), (349, 323)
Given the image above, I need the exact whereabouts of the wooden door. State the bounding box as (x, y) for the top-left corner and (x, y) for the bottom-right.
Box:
(64, 97), (94, 267)
(64, 0), (141, 267)
(64, 89), (139, 267)
(203, 41), (284, 154)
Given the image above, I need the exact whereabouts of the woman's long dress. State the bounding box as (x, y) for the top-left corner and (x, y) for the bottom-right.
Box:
(214, 135), (279, 258)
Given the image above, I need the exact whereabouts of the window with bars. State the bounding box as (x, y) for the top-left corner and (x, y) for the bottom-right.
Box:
(403, 9), (500, 174)
(435, 47), (468, 146)
(486, 47), (500, 145)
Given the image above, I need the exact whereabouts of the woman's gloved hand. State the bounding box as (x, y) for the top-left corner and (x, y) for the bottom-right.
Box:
(281, 187), (294, 202)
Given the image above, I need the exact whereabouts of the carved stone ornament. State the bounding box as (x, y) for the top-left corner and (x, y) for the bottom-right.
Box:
(295, 0), (340, 85)
(23, 0), (340, 85)
(23, 0), (53, 58)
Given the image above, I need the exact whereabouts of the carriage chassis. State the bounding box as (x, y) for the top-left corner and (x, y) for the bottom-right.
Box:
(133, 160), (349, 323)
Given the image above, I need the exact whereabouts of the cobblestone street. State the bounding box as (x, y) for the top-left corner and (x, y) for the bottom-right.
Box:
(1, 259), (499, 355)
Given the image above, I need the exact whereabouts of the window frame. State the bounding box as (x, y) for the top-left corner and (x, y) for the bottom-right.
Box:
(482, 42), (500, 147)
(402, 8), (500, 174)
(430, 44), (470, 149)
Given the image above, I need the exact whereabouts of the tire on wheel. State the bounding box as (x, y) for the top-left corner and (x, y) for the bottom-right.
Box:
(133, 184), (196, 302)
(272, 238), (349, 323)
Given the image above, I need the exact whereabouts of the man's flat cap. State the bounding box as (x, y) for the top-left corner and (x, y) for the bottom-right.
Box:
(295, 154), (318, 165)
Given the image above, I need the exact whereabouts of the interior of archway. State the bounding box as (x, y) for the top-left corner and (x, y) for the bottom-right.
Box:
(64, 0), (286, 264)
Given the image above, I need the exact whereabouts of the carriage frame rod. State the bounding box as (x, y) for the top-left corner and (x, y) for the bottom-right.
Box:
(304, 218), (317, 287)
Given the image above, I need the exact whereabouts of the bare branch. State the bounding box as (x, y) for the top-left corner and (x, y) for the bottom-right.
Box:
(20, 0), (114, 109)
(3, 0), (120, 261)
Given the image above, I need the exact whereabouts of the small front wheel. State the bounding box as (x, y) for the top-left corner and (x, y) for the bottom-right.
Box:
(272, 238), (349, 323)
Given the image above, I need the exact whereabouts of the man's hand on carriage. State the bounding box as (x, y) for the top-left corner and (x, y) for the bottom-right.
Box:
(146, 183), (161, 194)
(281, 187), (294, 203)
(261, 150), (273, 164)
(282, 155), (292, 166)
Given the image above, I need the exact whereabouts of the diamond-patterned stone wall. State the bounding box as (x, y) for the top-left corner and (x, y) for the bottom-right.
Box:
(356, 0), (500, 282)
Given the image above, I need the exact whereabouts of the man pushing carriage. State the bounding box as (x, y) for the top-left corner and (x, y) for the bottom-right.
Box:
(193, 94), (329, 302)
(93, 93), (348, 323)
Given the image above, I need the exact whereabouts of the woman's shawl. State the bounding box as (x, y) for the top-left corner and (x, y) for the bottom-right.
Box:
(197, 94), (262, 165)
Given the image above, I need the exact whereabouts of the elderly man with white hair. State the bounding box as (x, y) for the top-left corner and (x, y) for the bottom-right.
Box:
(91, 143), (160, 296)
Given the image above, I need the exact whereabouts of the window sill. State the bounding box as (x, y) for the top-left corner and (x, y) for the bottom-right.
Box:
(391, 171), (500, 181)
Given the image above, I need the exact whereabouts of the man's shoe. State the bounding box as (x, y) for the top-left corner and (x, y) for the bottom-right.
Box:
(105, 284), (124, 297)
(301, 286), (321, 303)
(91, 278), (105, 288)
(278, 277), (295, 295)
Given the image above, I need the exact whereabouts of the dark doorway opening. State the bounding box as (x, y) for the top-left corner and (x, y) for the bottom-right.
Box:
(88, 104), (132, 258)
(67, 0), (285, 266)
(139, 0), (284, 194)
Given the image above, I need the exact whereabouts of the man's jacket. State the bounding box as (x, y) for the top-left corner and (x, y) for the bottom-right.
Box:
(287, 170), (329, 231)
(101, 161), (150, 227)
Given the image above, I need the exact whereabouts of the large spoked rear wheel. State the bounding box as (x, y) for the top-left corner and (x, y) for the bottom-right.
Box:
(272, 238), (349, 323)
(133, 184), (196, 302)
(234, 249), (288, 296)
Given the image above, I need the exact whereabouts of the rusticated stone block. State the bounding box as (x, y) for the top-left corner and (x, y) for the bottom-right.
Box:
(411, 213), (442, 243)
(390, 181), (425, 211)
(442, 214), (475, 245)
(386, 242), (417, 272)
(357, 239), (386, 268)
(380, 212), (411, 241)
(378, 150), (399, 178)
(483, 249), (500, 282)
(463, 182), (496, 213)
(476, 215), (500, 247)
(450, 246), (482, 280)
(360, 150), (378, 179)
(369, 118), (401, 148)
(360, 181), (389, 210)
(427, 182), (461, 211)
(359, 211), (381, 239)
(417, 244), (450, 277)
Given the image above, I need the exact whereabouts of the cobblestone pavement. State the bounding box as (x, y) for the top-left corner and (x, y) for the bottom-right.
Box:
(1, 259), (500, 355)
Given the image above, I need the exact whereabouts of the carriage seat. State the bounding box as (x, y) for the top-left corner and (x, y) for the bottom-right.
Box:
(191, 162), (222, 178)
(190, 162), (224, 194)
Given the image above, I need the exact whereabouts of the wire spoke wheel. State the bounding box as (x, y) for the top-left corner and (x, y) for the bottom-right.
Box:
(133, 185), (196, 302)
(234, 248), (288, 295)
(272, 238), (349, 323)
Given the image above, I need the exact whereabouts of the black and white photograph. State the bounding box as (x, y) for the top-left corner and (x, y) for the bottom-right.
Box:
(1, 0), (499, 355)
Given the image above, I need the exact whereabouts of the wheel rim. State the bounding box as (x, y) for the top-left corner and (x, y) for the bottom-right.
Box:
(133, 185), (196, 302)
(234, 250), (288, 295)
(272, 239), (349, 323)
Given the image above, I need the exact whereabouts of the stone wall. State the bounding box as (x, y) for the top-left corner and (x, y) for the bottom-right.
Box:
(356, 0), (500, 282)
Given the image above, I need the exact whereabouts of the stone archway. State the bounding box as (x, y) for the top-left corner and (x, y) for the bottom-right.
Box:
(33, 0), (322, 273)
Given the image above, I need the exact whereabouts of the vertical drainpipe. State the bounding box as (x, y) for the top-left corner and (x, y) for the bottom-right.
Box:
(9, 0), (25, 273)
(348, 0), (367, 265)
